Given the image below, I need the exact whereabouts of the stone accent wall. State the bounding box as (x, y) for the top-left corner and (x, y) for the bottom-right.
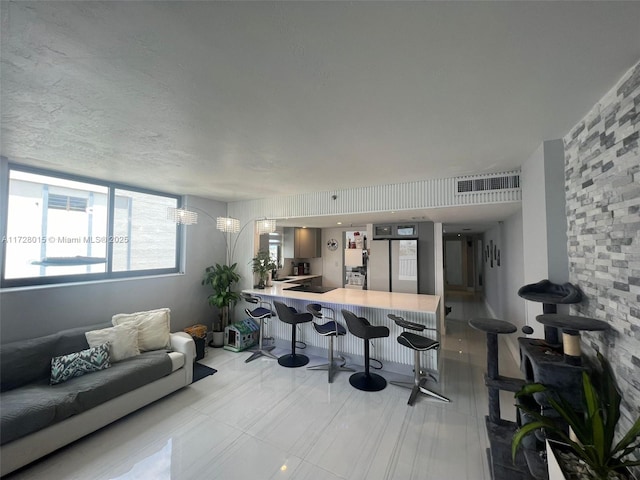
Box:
(564, 61), (639, 435)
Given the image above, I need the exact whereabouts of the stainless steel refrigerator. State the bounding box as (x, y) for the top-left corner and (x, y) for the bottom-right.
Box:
(369, 239), (418, 293)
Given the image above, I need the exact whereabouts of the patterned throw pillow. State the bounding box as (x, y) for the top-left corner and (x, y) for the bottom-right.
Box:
(50, 343), (111, 385)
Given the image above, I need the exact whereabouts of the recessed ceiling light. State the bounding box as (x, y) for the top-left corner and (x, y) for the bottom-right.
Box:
(337, 222), (342, 225)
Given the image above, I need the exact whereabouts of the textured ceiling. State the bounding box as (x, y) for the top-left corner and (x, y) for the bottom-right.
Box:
(1, 1), (639, 210)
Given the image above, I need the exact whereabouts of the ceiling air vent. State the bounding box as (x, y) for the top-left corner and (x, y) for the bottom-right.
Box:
(457, 174), (520, 194)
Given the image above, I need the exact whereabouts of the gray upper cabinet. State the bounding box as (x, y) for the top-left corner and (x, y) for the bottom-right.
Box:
(283, 227), (321, 258)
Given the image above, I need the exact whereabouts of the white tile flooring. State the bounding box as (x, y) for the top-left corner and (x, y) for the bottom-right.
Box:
(6, 294), (524, 480)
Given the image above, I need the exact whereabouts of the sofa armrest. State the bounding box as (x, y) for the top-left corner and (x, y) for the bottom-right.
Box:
(170, 332), (196, 361)
(170, 332), (196, 384)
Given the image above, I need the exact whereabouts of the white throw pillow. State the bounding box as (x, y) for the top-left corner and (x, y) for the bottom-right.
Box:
(85, 323), (140, 362)
(111, 308), (171, 352)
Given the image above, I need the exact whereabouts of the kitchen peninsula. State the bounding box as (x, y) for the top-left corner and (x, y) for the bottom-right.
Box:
(241, 284), (442, 375)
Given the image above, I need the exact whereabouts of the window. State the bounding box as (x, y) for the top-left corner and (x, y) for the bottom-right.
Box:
(1, 165), (181, 287)
(112, 189), (178, 272)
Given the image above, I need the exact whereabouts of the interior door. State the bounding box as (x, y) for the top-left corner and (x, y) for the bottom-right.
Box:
(444, 239), (464, 288)
(391, 239), (418, 293)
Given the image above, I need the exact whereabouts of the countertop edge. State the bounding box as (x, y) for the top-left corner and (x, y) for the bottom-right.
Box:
(242, 285), (440, 315)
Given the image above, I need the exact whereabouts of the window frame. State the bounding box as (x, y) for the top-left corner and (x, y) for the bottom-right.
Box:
(1, 163), (183, 288)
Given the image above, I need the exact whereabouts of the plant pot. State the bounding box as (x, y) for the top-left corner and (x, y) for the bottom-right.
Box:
(546, 440), (567, 480)
(546, 440), (634, 480)
(210, 331), (224, 348)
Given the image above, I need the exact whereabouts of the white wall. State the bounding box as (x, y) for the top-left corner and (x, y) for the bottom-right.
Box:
(543, 140), (569, 284)
(482, 210), (525, 361)
(483, 223), (503, 318)
(322, 227), (349, 288)
(521, 139), (569, 331)
(502, 210), (525, 359)
(0, 195), (227, 343)
(521, 143), (548, 305)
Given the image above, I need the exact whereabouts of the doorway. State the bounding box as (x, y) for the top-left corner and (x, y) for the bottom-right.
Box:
(443, 234), (481, 293)
(444, 238), (464, 288)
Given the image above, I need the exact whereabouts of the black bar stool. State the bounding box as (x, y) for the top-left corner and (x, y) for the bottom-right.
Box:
(273, 301), (312, 368)
(388, 313), (450, 405)
(241, 293), (277, 363)
(306, 303), (355, 383)
(341, 309), (389, 392)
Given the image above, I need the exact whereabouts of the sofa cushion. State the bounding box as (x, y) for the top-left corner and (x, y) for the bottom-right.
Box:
(0, 322), (111, 392)
(85, 323), (140, 362)
(0, 350), (173, 445)
(50, 343), (111, 385)
(112, 308), (171, 352)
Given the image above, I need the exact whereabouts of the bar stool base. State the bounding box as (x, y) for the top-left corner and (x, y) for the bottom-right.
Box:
(308, 361), (355, 383)
(245, 346), (277, 363)
(349, 372), (387, 391)
(278, 353), (309, 368)
(391, 378), (450, 405)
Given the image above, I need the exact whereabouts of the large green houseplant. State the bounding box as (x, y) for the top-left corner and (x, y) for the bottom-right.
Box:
(251, 250), (276, 289)
(202, 263), (241, 344)
(512, 352), (640, 479)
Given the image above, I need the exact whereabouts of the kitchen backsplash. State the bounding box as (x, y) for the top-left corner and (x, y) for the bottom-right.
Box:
(281, 257), (323, 276)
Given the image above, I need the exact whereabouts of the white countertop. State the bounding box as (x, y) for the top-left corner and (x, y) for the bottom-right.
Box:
(243, 283), (440, 314)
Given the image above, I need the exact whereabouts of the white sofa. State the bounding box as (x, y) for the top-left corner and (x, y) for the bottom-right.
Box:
(0, 327), (195, 476)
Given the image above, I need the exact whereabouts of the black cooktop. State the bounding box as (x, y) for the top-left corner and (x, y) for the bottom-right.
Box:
(284, 285), (337, 294)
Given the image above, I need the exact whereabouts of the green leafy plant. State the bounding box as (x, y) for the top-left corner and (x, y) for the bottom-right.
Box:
(251, 250), (276, 288)
(202, 263), (240, 331)
(512, 352), (640, 479)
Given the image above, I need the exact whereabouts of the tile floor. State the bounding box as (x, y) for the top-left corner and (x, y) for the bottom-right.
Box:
(5, 294), (524, 480)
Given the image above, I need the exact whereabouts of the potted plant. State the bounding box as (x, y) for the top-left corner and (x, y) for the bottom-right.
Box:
(512, 352), (640, 479)
(202, 263), (240, 347)
(251, 250), (276, 289)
